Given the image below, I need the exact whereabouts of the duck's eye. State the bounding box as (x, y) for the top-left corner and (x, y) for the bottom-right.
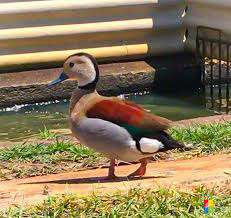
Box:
(69, 62), (74, 68)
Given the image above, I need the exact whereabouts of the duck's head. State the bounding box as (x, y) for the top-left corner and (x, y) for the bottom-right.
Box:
(49, 53), (99, 90)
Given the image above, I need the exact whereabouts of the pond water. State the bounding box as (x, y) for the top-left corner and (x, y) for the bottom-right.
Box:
(0, 90), (214, 142)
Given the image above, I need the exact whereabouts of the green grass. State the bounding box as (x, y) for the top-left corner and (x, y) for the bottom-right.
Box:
(0, 121), (230, 179)
(2, 186), (231, 217)
(0, 140), (100, 163)
(1, 121), (230, 162)
(0, 141), (104, 179)
(171, 121), (231, 154)
(39, 126), (58, 140)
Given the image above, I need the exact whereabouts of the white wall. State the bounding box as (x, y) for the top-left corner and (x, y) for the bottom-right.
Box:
(0, 0), (186, 71)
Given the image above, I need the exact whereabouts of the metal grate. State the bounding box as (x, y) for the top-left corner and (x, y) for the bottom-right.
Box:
(196, 26), (230, 114)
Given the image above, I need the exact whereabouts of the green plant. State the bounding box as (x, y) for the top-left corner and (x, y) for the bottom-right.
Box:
(39, 126), (57, 140)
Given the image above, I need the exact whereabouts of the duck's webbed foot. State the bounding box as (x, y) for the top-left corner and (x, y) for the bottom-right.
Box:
(128, 158), (148, 178)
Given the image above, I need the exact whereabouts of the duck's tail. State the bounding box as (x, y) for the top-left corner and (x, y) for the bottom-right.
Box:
(154, 131), (185, 152)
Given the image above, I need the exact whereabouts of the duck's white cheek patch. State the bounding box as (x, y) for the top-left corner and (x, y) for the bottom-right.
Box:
(139, 138), (164, 153)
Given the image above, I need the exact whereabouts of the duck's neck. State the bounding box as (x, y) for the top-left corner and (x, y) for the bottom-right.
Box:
(69, 88), (96, 113)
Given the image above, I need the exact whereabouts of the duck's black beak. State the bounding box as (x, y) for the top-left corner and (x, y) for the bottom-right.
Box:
(48, 72), (69, 87)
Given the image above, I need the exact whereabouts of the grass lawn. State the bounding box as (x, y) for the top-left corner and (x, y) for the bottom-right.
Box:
(2, 185), (231, 217)
(0, 121), (230, 180)
(171, 121), (231, 154)
(0, 141), (105, 180)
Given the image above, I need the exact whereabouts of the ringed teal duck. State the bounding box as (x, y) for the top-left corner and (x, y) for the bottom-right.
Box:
(49, 53), (184, 179)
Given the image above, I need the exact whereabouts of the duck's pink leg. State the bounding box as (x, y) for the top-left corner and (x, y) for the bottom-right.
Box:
(128, 158), (148, 178)
(107, 158), (117, 179)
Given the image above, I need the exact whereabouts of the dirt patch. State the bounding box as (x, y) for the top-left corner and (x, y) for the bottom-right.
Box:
(0, 156), (108, 181)
(0, 154), (230, 209)
(174, 114), (231, 127)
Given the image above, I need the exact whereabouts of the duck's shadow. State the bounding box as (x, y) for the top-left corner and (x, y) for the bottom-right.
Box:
(23, 175), (168, 185)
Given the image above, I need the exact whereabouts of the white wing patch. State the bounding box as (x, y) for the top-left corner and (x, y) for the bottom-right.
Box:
(139, 137), (164, 153)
